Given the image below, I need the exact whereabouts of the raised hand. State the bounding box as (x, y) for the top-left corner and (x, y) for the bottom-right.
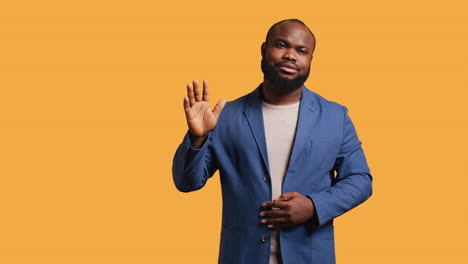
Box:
(184, 80), (226, 147)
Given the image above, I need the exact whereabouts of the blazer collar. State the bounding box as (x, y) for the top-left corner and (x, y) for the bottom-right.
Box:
(243, 84), (319, 174)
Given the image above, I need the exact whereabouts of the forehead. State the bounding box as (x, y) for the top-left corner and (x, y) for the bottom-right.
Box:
(268, 22), (314, 48)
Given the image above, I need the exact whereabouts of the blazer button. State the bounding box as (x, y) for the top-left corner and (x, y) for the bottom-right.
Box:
(263, 175), (270, 182)
(261, 235), (269, 242)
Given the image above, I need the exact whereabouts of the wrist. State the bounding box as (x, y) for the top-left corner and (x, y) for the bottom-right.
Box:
(189, 132), (208, 149)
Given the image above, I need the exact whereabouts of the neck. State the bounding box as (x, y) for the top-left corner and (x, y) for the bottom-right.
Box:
(262, 79), (303, 105)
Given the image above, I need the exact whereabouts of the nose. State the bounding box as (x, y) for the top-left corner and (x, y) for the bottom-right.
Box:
(282, 48), (296, 62)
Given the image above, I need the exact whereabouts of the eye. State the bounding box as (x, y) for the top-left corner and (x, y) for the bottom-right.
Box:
(299, 49), (308, 54)
(276, 42), (285, 48)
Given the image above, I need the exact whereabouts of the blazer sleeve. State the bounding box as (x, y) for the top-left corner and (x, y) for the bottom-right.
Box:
(172, 131), (219, 192)
(307, 106), (373, 226)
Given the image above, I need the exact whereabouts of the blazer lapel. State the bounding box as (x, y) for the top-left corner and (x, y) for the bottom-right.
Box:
(288, 87), (319, 168)
(242, 86), (319, 174)
(243, 85), (270, 174)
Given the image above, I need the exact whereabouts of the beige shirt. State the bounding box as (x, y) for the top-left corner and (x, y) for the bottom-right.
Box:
(262, 100), (300, 264)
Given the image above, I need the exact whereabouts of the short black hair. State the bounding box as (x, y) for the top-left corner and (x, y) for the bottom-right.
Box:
(265, 19), (316, 51)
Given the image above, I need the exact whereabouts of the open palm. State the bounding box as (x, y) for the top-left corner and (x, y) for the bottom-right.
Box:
(184, 80), (226, 137)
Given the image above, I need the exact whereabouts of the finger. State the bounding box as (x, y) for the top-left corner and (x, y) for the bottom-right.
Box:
(183, 96), (190, 113)
(213, 98), (226, 118)
(263, 200), (290, 209)
(275, 223), (294, 229)
(193, 80), (202, 102)
(260, 209), (288, 218)
(187, 82), (196, 106)
(261, 216), (289, 225)
(279, 192), (296, 200)
(262, 201), (274, 208)
(202, 79), (210, 102)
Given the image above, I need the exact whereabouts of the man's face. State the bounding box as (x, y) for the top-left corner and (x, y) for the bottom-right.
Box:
(261, 21), (315, 92)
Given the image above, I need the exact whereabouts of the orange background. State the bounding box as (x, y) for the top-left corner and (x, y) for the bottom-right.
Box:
(1, 1), (467, 263)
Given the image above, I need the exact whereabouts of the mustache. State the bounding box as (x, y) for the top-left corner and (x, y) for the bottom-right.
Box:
(275, 61), (300, 71)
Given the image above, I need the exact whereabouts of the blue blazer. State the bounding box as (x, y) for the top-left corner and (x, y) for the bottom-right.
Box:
(173, 85), (372, 264)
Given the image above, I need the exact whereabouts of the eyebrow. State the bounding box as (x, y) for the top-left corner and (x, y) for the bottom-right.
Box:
(274, 38), (309, 50)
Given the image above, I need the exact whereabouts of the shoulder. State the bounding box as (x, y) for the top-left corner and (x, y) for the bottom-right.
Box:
(219, 86), (260, 115)
(302, 87), (346, 115)
(225, 93), (249, 110)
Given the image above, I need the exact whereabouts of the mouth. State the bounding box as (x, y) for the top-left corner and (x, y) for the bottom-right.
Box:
(276, 62), (299, 74)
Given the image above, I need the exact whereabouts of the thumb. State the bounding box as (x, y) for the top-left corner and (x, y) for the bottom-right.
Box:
(279, 192), (295, 200)
(213, 98), (226, 118)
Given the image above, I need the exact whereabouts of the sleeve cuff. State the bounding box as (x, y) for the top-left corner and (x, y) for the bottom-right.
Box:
(184, 132), (212, 165)
(305, 195), (320, 230)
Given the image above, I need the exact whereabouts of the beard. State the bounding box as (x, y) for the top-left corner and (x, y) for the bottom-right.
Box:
(261, 57), (310, 93)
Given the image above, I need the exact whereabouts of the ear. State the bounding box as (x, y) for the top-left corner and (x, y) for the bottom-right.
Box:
(261, 42), (266, 57)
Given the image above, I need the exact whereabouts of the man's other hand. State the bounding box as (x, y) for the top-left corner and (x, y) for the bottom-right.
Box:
(260, 192), (315, 229)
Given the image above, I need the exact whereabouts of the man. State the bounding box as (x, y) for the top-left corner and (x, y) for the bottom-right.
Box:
(172, 19), (372, 264)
